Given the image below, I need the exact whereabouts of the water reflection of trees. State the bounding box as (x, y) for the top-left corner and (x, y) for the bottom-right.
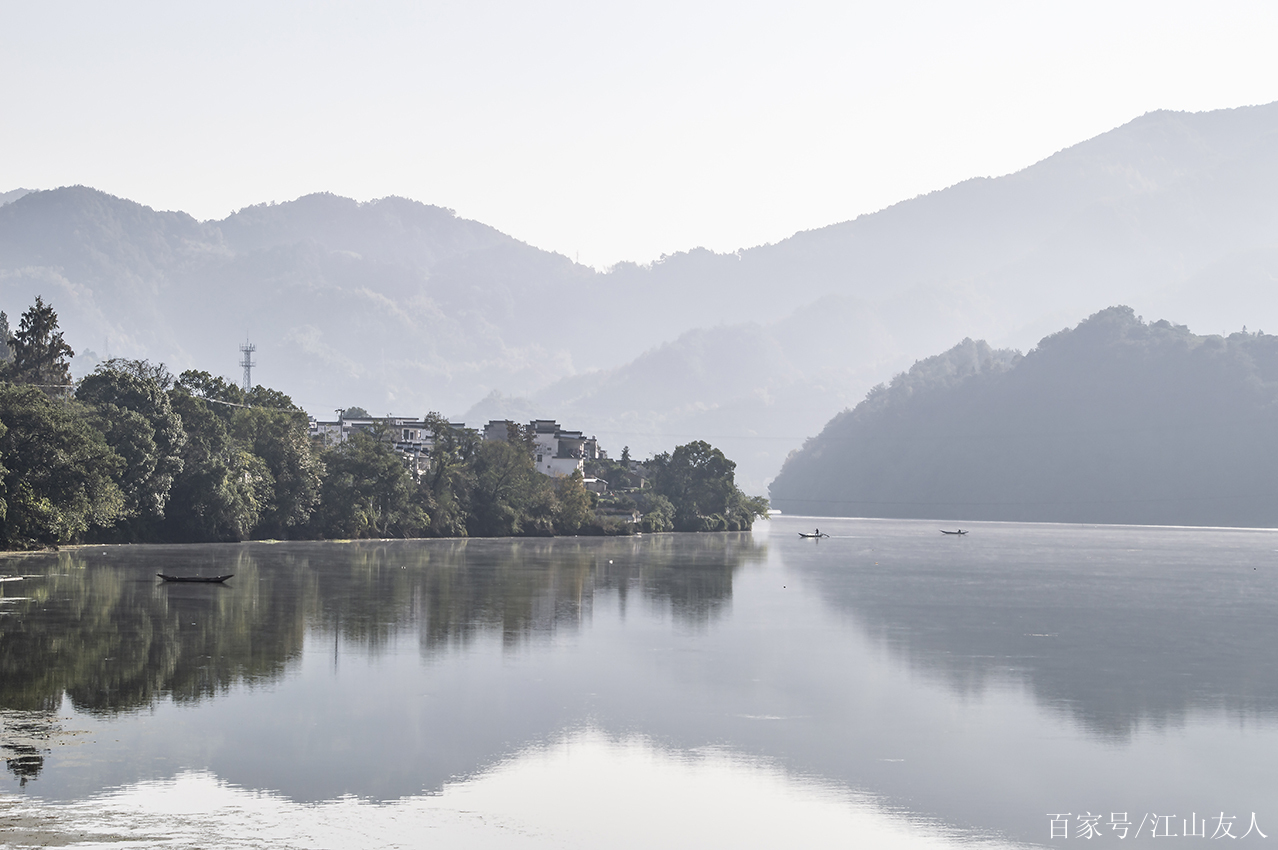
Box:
(0, 533), (765, 751)
(0, 549), (303, 717)
(595, 533), (760, 625)
(407, 533), (762, 650)
(796, 535), (1278, 740)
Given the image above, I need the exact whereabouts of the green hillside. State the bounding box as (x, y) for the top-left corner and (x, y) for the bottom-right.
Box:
(769, 307), (1278, 527)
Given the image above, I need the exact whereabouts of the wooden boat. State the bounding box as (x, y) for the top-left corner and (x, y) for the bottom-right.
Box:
(939, 530), (967, 535)
(157, 573), (234, 583)
(798, 532), (829, 539)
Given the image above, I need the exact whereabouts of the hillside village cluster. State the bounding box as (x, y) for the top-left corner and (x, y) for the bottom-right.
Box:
(308, 413), (644, 494)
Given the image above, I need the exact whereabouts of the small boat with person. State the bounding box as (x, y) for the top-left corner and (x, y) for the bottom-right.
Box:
(939, 529), (967, 535)
(157, 574), (234, 583)
(798, 529), (830, 539)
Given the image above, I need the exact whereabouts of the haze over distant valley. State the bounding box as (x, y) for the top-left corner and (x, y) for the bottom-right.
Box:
(4, 102), (1278, 492)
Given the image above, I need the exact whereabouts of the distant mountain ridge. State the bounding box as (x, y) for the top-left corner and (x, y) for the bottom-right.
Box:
(469, 102), (1278, 489)
(0, 187), (596, 415)
(769, 307), (1278, 526)
(0, 189), (31, 207)
(4, 101), (1278, 492)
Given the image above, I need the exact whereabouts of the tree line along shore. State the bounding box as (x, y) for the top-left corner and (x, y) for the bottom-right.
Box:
(0, 297), (768, 550)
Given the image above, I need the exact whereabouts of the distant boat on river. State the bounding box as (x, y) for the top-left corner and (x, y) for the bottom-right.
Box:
(939, 530), (967, 535)
(157, 574), (234, 583)
(798, 530), (829, 538)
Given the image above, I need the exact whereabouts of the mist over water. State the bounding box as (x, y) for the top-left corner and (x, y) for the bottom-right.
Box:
(3, 520), (1277, 846)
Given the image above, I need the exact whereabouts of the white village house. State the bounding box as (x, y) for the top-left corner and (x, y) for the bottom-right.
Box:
(482, 419), (606, 479)
(308, 414), (473, 478)
(310, 414), (609, 488)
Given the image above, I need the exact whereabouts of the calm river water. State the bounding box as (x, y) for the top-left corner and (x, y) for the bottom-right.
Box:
(2, 516), (1278, 848)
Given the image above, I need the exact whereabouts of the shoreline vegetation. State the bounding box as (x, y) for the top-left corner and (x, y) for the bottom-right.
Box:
(0, 297), (768, 551)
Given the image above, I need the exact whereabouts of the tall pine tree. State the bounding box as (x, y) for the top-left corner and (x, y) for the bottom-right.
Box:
(10, 297), (74, 394)
(0, 311), (12, 363)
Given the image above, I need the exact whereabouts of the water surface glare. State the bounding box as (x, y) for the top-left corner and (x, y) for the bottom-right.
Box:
(3, 518), (1278, 847)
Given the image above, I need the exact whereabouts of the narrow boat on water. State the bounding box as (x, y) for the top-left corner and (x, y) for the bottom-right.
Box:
(939, 530), (967, 535)
(798, 531), (829, 539)
(157, 574), (234, 583)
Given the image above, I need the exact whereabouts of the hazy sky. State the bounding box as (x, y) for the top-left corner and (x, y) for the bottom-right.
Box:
(3, 1), (1277, 268)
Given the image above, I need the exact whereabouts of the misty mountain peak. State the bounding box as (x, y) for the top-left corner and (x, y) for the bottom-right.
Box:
(215, 191), (524, 271)
(0, 186), (217, 283)
(5, 101), (1278, 494)
(0, 188), (32, 207)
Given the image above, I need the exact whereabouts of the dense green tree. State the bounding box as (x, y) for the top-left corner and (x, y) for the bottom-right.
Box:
(172, 371), (301, 417)
(175, 370), (246, 412)
(419, 413), (477, 537)
(164, 389), (272, 541)
(637, 492), (675, 532)
(554, 469), (594, 534)
(468, 439), (555, 536)
(649, 441), (736, 531)
(0, 384), (123, 548)
(9, 297), (74, 394)
(585, 455), (635, 490)
(726, 491), (771, 531)
(230, 407), (323, 536)
(76, 360), (186, 537)
(648, 441), (768, 531)
(245, 385), (303, 412)
(342, 406), (371, 418)
(310, 431), (426, 538)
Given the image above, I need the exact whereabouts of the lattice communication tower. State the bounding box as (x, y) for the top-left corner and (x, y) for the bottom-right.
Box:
(239, 341), (256, 393)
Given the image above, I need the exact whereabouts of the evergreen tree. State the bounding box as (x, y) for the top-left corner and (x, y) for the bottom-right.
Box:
(0, 311), (12, 363)
(10, 297), (74, 394)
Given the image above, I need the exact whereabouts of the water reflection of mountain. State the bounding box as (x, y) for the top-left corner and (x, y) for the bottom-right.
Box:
(793, 524), (1278, 739)
(0, 534), (763, 718)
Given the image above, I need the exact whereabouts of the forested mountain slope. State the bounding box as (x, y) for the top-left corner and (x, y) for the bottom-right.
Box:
(769, 307), (1278, 526)
(0, 189), (598, 415)
(4, 102), (1278, 491)
(478, 101), (1278, 491)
